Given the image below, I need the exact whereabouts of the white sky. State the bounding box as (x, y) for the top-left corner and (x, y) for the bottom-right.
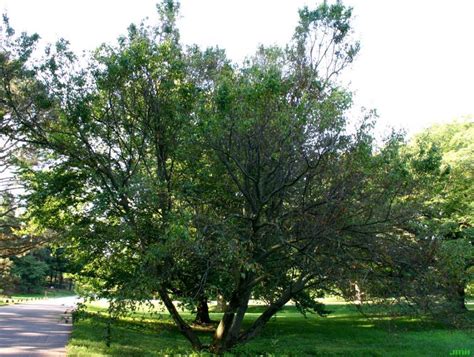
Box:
(1, 0), (474, 137)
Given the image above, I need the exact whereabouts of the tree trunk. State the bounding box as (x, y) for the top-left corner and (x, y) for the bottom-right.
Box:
(194, 296), (213, 324)
(210, 288), (251, 353)
(158, 288), (203, 350)
(238, 278), (307, 343)
(351, 281), (362, 305)
(238, 300), (286, 343)
(455, 283), (467, 311)
(209, 274), (310, 353)
(216, 294), (227, 312)
(59, 273), (64, 289)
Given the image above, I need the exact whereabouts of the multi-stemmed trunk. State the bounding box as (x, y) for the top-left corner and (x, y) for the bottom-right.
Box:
(157, 269), (311, 353)
(210, 288), (252, 353)
(209, 276), (309, 353)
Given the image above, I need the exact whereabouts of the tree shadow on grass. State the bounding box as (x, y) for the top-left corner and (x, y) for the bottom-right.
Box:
(68, 305), (474, 356)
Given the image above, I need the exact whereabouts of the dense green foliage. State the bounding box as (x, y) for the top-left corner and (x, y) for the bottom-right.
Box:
(409, 120), (474, 311)
(1, 247), (71, 294)
(10, 253), (48, 293)
(413, 120), (473, 238)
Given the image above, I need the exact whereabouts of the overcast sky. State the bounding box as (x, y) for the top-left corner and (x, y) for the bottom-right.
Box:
(2, 0), (473, 137)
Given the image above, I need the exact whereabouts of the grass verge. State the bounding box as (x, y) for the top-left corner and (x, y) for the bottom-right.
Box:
(67, 302), (474, 356)
(0, 289), (76, 305)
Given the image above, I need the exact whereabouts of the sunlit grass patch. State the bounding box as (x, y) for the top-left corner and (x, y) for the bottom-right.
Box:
(0, 289), (76, 305)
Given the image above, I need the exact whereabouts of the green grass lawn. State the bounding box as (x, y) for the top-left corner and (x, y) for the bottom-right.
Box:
(67, 301), (474, 356)
(0, 289), (76, 305)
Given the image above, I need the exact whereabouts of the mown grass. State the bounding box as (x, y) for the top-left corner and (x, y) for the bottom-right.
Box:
(67, 300), (474, 356)
(0, 289), (76, 305)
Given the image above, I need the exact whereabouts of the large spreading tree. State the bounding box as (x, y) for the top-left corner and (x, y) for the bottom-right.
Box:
(0, 1), (465, 352)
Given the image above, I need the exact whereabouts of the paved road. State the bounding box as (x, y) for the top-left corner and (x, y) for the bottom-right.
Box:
(0, 296), (79, 356)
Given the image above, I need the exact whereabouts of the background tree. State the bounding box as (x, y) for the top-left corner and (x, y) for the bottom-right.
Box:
(0, 15), (50, 292)
(410, 120), (474, 311)
(10, 252), (48, 293)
